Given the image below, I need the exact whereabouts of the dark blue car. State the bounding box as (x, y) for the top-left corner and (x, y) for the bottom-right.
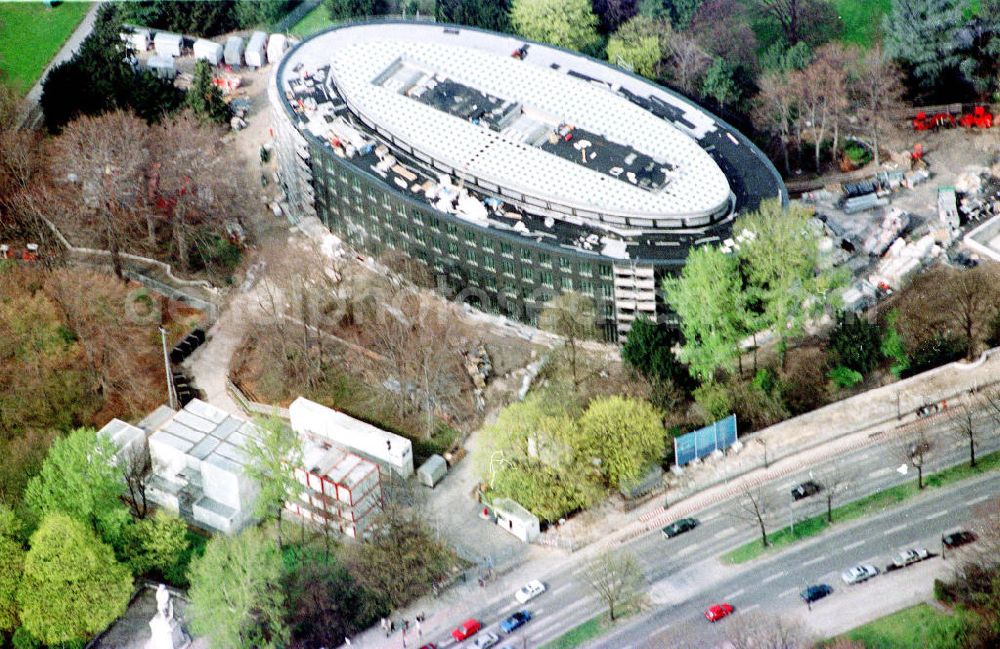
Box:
(800, 584), (833, 604)
(499, 610), (532, 633)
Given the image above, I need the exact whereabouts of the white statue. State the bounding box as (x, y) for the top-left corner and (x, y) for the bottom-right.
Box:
(146, 584), (189, 649)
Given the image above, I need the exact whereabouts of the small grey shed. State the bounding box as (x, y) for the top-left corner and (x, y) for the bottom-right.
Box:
(417, 454), (447, 488)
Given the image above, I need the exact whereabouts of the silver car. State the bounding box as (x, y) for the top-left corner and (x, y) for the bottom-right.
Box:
(841, 564), (880, 584)
(893, 548), (929, 568)
(474, 631), (500, 649)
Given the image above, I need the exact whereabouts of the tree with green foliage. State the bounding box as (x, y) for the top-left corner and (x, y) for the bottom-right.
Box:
(125, 511), (190, 580)
(736, 199), (841, 368)
(187, 61), (230, 125)
(540, 291), (598, 394)
(639, 0), (703, 28)
(325, 0), (390, 21)
(577, 396), (665, 489)
(235, 0), (299, 28)
(24, 428), (127, 540)
(244, 418), (303, 547)
(510, 0), (602, 52)
(118, 0), (240, 36)
(883, 0), (965, 90)
(436, 0), (512, 31)
(346, 505), (456, 609)
(593, 0), (639, 33)
(607, 15), (664, 78)
(188, 527), (288, 649)
(17, 514), (132, 646)
(620, 315), (691, 406)
(663, 245), (746, 382)
(0, 505), (24, 633)
(827, 312), (882, 376)
(881, 309), (910, 378)
(701, 57), (739, 109)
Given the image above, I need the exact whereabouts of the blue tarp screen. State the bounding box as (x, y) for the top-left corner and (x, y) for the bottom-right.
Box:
(674, 414), (738, 466)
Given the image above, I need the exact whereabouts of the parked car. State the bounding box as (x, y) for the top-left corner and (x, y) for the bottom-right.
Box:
(418, 645), (436, 649)
(452, 619), (481, 642)
(800, 584), (833, 603)
(500, 610), (532, 633)
(473, 631), (500, 649)
(893, 547), (930, 567)
(704, 603), (734, 622)
(943, 530), (977, 549)
(514, 580), (546, 604)
(662, 518), (699, 538)
(841, 564), (880, 584)
(791, 481), (823, 501)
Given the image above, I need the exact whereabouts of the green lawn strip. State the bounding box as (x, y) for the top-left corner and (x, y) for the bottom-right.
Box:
(539, 615), (605, 649)
(831, 0), (890, 48)
(833, 603), (954, 649)
(289, 3), (334, 38)
(0, 2), (93, 95)
(723, 449), (1000, 565)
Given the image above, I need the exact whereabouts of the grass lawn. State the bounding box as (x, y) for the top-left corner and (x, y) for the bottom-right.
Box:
(0, 1), (92, 95)
(723, 448), (1000, 565)
(289, 3), (334, 38)
(831, 0), (890, 48)
(539, 615), (605, 649)
(836, 604), (954, 649)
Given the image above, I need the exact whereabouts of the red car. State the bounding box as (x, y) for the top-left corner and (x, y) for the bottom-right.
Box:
(418, 645), (436, 649)
(704, 603), (734, 622)
(451, 618), (481, 641)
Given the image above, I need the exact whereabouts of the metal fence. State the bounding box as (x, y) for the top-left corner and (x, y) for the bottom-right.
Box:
(674, 414), (738, 466)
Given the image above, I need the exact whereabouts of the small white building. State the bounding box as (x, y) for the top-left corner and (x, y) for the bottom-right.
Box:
(289, 397), (414, 477)
(120, 28), (151, 52)
(492, 498), (540, 543)
(266, 33), (287, 65)
(146, 55), (176, 80)
(245, 31), (267, 68)
(153, 32), (183, 58)
(98, 418), (148, 466)
(193, 38), (224, 66)
(224, 36), (244, 67)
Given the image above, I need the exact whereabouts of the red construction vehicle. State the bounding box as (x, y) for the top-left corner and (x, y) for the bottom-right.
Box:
(913, 111), (956, 130)
(959, 106), (993, 129)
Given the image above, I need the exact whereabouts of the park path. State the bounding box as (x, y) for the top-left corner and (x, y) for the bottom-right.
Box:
(17, 1), (104, 128)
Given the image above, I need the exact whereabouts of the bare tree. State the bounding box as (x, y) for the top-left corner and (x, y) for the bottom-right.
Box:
(726, 612), (814, 649)
(756, 0), (807, 45)
(947, 399), (986, 469)
(730, 483), (774, 547)
(852, 44), (904, 167)
(664, 30), (711, 95)
(899, 429), (933, 489)
(120, 444), (150, 519)
(755, 71), (798, 174)
(50, 110), (150, 280)
(580, 549), (644, 622)
(540, 291), (598, 395)
(815, 462), (858, 523)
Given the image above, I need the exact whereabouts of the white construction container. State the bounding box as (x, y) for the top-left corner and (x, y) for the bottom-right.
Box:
(290, 396), (414, 477)
(120, 28), (151, 52)
(245, 31), (267, 68)
(224, 36), (244, 67)
(193, 38), (224, 65)
(146, 55), (177, 80)
(154, 31), (183, 58)
(266, 33), (287, 65)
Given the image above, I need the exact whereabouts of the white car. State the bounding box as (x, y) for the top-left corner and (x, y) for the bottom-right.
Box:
(514, 580), (546, 604)
(893, 547), (930, 567)
(841, 564), (880, 584)
(474, 631), (500, 649)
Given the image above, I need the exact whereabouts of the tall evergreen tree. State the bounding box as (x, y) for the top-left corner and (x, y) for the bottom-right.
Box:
(187, 60), (230, 125)
(883, 0), (965, 90)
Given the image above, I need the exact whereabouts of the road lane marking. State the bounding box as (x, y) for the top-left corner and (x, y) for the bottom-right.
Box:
(843, 541), (865, 551)
(713, 528), (737, 539)
(677, 545), (696, 557)
(549, 584), (572, 598)
(779, 587), (797, 598)
(723, 588), (745, 600)
(741, 604), (760, 614)
(883, 523), (909, 536)
(969, 495), (989, 505)
(868, 467), (894, 479)
(925, 510), (949, 520)
(803, 555), (827, 566)
(762, 571), (786, 584)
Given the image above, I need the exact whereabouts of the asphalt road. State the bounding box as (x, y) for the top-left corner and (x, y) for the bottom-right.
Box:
(417, 415), (1000, 649)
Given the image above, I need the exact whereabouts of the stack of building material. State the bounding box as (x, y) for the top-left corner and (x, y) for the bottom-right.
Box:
(870, 234), (941, 289)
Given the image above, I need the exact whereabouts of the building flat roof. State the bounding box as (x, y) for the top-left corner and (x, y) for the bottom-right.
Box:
(148, 399), (260, 473)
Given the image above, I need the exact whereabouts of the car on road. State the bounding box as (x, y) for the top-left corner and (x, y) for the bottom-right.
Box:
(791, 480), (823, 501)
(514, 580), (546, 604)
(452, 619), (481, 642)
(893, 547), (930, 567)
(841, 564), (880, 585)
(704, 603), (734, 622)
(473, 631), (500, 648)
(800, 584), (833, 604)
(662, 518), (699, 538)
(500, 610), (532, 634)
(418, 645), (436, 649)
(943, 530), (977, 549)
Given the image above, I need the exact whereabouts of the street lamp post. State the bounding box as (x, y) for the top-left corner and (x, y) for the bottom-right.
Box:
(756, 437), (769, 469)
(159, 326), (177, 409)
